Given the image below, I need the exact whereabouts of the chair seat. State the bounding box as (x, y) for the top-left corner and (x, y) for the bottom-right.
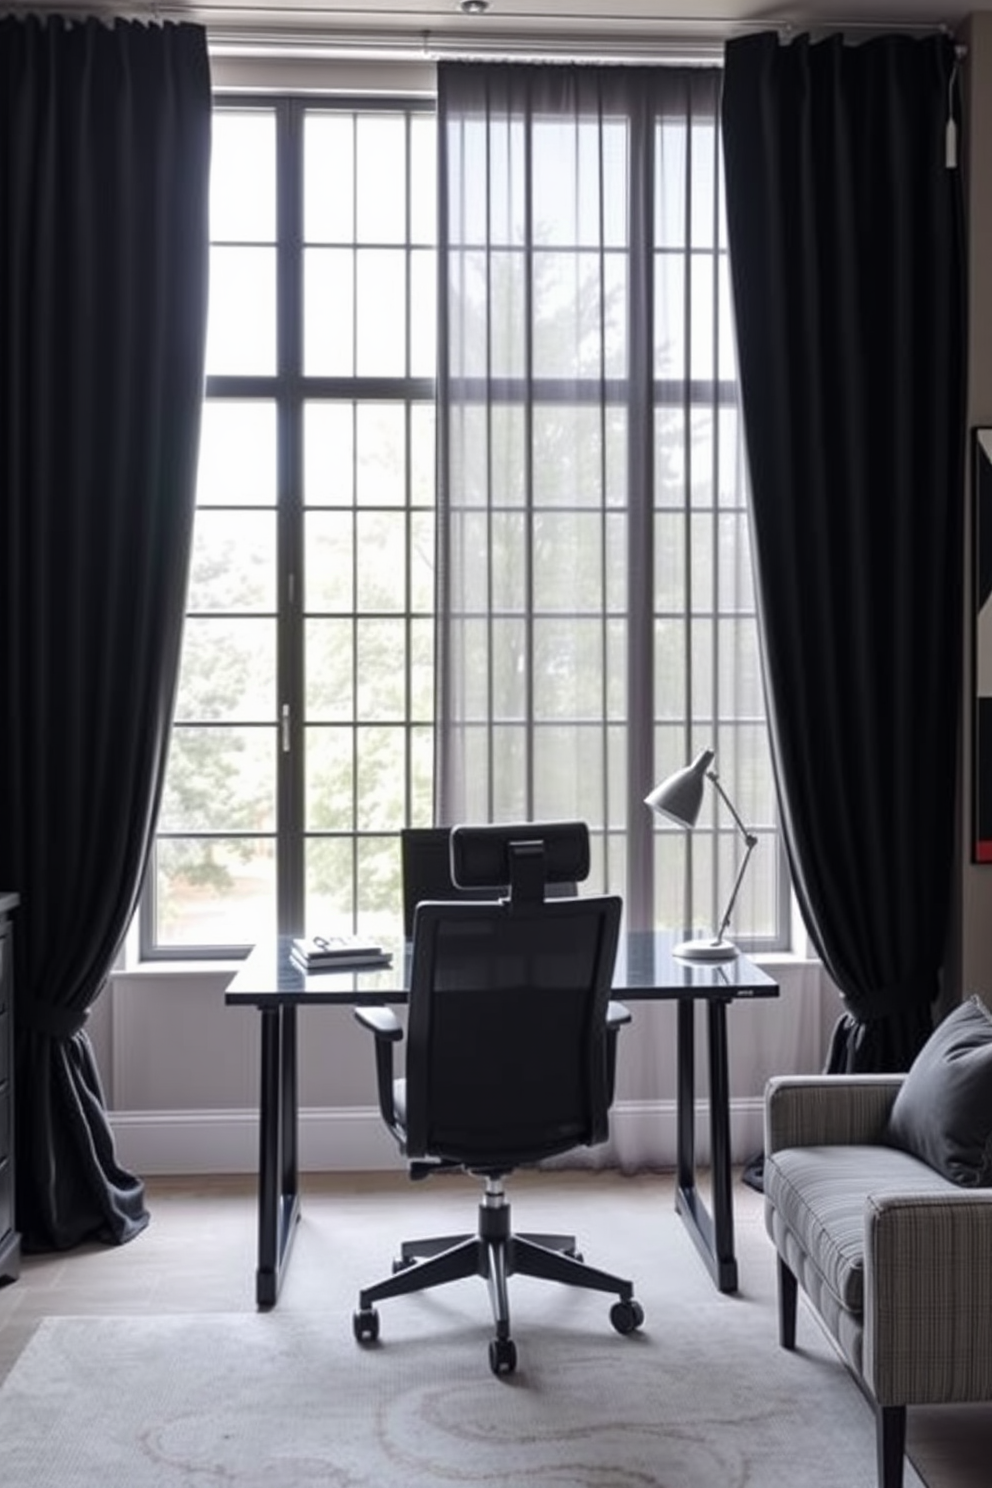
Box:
(765, 1144), (960, 1314)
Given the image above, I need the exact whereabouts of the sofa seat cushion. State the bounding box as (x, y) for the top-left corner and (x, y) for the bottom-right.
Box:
(765, 1144), (957, 1314)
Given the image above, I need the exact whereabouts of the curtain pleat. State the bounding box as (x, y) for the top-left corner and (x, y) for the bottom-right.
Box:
(0, 15), (211, 1249)
(721, 33), (966, 1070)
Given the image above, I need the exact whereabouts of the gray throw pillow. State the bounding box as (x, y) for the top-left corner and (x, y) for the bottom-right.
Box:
(884, 995), (992, 1186)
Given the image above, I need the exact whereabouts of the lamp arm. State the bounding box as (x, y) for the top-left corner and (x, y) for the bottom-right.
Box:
(706, 769), (759, 946)
(714, 833), (756, 946)
(706, 768), (752, 842)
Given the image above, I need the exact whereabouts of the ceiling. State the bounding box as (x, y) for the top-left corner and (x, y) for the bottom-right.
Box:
(14, 0), (974, 56)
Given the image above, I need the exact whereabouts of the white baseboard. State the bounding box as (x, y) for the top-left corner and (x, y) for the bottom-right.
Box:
(109, 1098), (766, 1176)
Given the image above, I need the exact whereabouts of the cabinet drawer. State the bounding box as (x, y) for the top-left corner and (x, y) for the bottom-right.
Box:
(0, 931), (8, 1015)
(0, 1154), (11, 1239)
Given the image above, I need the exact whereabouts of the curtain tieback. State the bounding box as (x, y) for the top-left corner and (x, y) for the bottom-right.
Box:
(841, 971), (937, 1021)
(19, 1002), (90, 1039)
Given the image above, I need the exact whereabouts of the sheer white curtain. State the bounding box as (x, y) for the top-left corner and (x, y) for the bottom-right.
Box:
(435, 62), (777, 955)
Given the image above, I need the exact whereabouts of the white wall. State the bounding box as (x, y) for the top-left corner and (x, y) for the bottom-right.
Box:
(99, 954), (838, 1175)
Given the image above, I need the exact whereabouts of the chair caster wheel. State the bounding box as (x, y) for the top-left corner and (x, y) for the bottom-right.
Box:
(353, 1307), (380, 1343)
(610, 1298), (645, 1335)
(489, 1337), (517, 1375)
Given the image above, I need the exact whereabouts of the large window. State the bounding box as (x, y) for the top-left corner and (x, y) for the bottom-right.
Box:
(142, 82), (787, 958)
(143, 98), (436, 955)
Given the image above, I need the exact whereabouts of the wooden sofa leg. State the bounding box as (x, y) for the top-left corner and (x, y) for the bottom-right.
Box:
(877, 1404), (906, 1488)
(777, 1255), (797, 1349)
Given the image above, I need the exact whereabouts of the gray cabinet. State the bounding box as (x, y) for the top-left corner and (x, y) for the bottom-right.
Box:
(0, 892), (19, 1285)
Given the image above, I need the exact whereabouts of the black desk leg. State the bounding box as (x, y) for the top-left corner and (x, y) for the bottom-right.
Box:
(255, 1005), (301, 1308)
(674, 998), (738, 1295)
(676, 999), (695, 1197)
(706, 998), (738, 1294)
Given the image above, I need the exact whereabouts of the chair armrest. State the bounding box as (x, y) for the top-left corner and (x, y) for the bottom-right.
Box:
(353, 1005), (404, 1133)
(765, 1074), (904, 1154)
(604, 1002), (631, 1106)
(354, 1006), (403, 1040)
(865, 1191), (992, 1406)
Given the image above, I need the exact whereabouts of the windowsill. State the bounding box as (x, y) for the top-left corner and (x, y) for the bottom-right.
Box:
(112, 948), (821, 980)
(111, 959), (245, 979)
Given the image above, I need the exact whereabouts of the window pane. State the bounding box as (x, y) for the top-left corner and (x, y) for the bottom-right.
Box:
(356, 513), (406, 612)
(187, 511), (277, 612)
(211, 110), (276, 242)
(533, 513), (607, 611)
(305, 402), (354, 507)
(357, 619), (407, 719)
(410, 618), (434, 721)
(159, 727), (276, 831)
(356, 404), (405, 507)
(356, 725), (405, 829)
(197, 403), (276, 507)
(153, 838), (276, 948)
(655, 251), (686, 379)
(410, 248), (436, 378)
(410, 511), (435, 614)
(304, 113), (354, 242)
(174, 619), (276, 722)
(206, 247), (276, 375)
(410, 403), (436, 507)
(305, 836), (354, 925)
(305, 511), (354, 612)
(306, 620), (356, 721)
(410, 114), (437, 244)
(356, 249), (406, 376)
(305, 248), (354, 375)
(306, 726), (355, 830)
(356, 115), (406, 243)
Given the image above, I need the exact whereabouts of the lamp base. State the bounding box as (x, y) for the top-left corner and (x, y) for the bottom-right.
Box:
(672, 936), (739, 962)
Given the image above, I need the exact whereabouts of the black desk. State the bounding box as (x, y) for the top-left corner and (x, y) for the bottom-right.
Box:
(225, 931), (778, 1307)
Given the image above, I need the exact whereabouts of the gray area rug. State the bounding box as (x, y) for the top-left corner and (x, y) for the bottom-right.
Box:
(0, 1203), (926, 1488)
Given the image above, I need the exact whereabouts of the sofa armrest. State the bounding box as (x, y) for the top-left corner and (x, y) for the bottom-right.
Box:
(865, 1191), (992, 1407)
(765, 1074), (904, 1154)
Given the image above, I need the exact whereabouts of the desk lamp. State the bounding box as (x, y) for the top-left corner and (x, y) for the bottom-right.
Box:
(645, 747), (758, 961)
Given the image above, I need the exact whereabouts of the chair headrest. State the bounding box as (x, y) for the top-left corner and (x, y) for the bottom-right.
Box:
(450, 820), (590, 899)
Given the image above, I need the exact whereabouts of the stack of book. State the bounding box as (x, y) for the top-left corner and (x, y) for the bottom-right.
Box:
(290, 935), (392, 972)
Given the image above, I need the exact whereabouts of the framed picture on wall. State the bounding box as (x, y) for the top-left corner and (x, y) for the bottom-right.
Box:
(974, 428), (992, 860)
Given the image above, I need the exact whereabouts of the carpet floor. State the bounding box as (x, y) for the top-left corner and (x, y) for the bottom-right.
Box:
(0, 1170), (927, 1488)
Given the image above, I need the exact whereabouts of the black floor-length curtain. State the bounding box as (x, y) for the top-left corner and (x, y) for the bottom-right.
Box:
(721, 33), (966, 1071)
(0, 16), (211, 1250)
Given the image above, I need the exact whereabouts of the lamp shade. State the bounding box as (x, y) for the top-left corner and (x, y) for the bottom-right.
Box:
(644, 748), (715, 829)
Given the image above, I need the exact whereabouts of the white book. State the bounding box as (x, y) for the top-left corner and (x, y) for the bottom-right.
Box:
(290, 935), (390, 969)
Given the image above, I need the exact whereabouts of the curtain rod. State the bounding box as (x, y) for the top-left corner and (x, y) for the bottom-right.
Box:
(198, 18), (963, 63)
(0, 5), (965, 63)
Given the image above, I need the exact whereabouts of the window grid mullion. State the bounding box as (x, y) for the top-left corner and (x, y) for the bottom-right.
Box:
(277, 98), (306, 935)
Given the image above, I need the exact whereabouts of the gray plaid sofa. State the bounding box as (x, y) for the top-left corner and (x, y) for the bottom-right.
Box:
(764, 1074), (992, 1488)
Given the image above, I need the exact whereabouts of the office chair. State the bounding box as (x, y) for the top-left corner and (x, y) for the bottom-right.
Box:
(354, 822), (644, 1375)
(400, 823), (577, 940)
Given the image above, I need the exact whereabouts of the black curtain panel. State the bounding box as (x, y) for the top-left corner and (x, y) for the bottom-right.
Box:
(721, 33), (966, 1071)
(0, 16), (211, 1249)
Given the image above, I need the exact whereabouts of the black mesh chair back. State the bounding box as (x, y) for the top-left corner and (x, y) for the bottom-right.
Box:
(404, 893), (621, 1171)
(400, 827), (501, 939)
